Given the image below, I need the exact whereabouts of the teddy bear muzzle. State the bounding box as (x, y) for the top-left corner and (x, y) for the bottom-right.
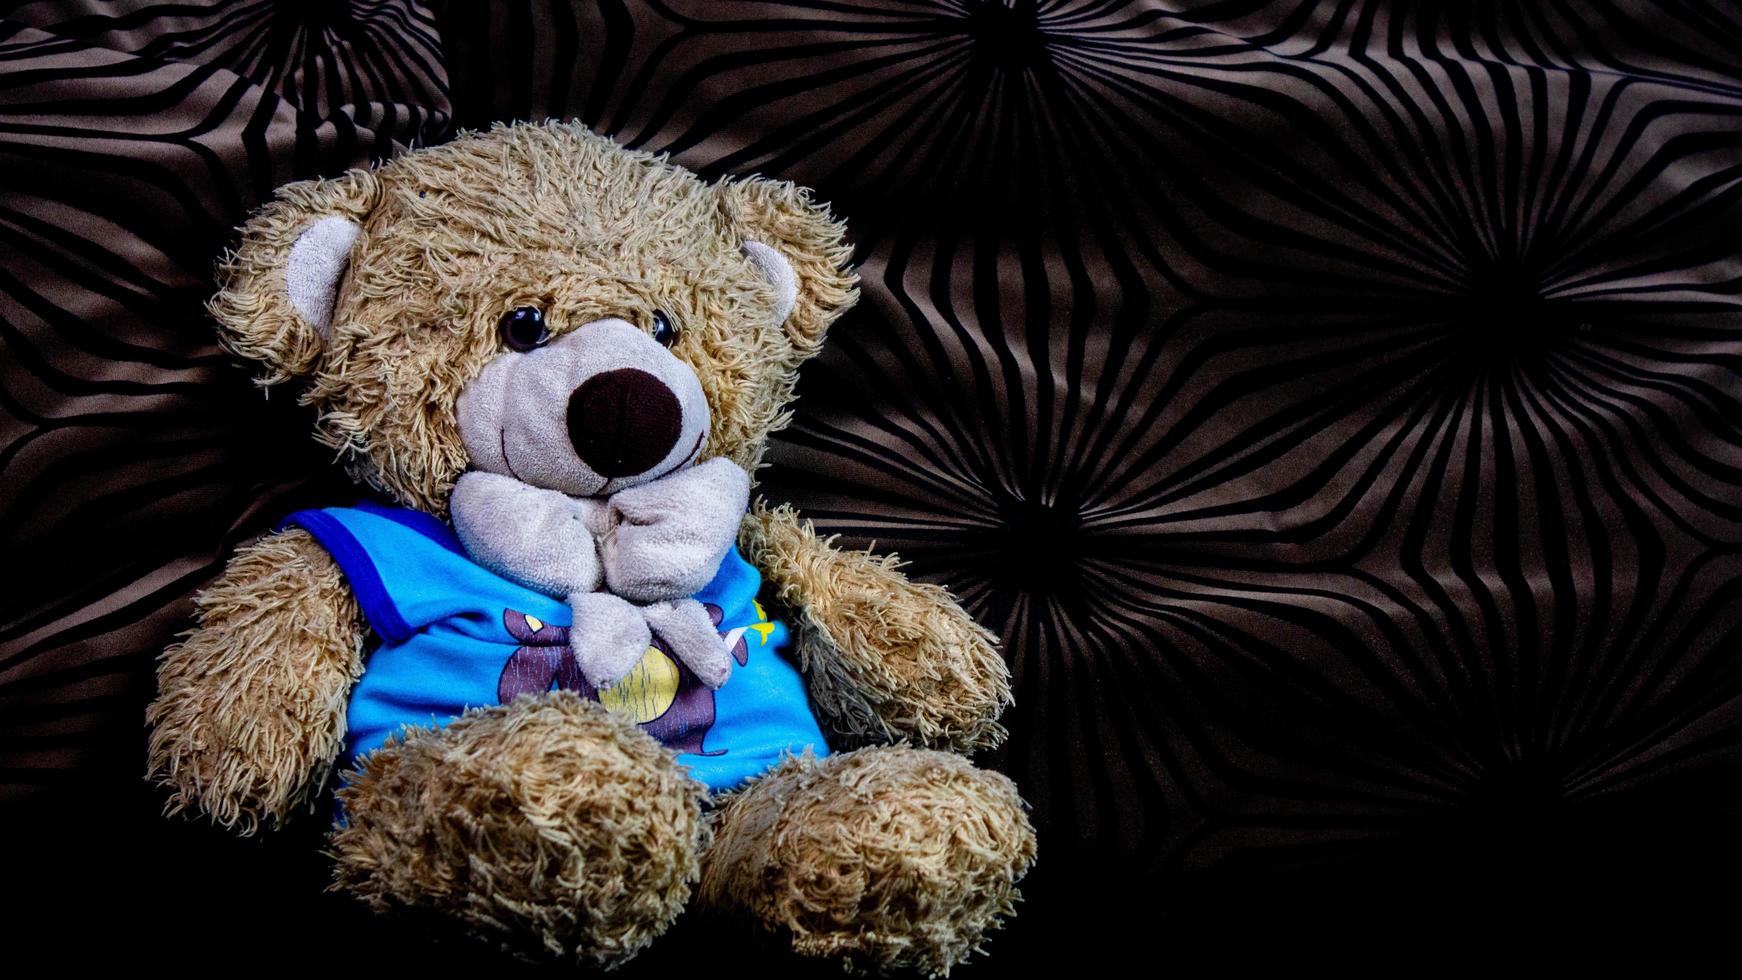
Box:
(567, 367), (683, 477)
(457, 317), (711, 497)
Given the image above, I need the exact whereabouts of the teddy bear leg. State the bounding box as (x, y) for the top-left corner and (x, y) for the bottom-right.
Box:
(329, 691), (708, 967)
(698, 745), (1037, 976)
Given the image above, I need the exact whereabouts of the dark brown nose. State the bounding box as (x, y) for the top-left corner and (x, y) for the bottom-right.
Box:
(567, 368), (682, 477)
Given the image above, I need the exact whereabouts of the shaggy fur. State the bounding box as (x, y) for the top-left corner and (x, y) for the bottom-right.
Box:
(699, 746), (1037, 977)
(714, 175), (858, 358)
(741, 502), (1012, 754)
(212, 122), (857, 516)
(209, 170), (378, 384)
(149, 120), (1034, 970)
(145, 528), (366, 833)
(331, 692), (709, 967)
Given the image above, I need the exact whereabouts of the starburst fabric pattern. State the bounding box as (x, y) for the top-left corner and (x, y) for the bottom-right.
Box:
(4, 0), (1742, 955)
(440, 0), (1742, 875)
(0, 0), (447, 801)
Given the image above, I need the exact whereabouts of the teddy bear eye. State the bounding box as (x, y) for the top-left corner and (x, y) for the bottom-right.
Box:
(498, 307), (550, 352)
(650, 310), (677, 348)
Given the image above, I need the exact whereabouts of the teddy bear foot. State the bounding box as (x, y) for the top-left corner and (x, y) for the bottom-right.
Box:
(329, 691), (709, 967)
(698, 746), (1038, 977)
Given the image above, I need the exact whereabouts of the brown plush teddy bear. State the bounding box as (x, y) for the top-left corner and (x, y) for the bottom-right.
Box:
(143, 120), (1035, 974)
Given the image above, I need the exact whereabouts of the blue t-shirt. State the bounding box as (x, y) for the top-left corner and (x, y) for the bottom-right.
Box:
(281, 501), (829, 792)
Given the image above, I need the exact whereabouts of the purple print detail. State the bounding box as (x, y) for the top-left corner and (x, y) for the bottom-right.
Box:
(497, 602), (744, 757)
(638, 632), (726, 757)
(498, 610), (581, 702)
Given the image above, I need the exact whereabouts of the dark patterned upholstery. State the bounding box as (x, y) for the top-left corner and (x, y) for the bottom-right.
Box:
(6, 0), (1741, 966)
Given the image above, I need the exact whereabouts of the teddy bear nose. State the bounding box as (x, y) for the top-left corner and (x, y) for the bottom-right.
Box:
(566, 368), (683, 477)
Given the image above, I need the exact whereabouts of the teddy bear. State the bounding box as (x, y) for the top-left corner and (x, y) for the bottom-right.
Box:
(143, 120), (1036, 975)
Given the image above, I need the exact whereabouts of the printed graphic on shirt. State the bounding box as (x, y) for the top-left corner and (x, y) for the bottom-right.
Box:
(498, 601), (768, 757)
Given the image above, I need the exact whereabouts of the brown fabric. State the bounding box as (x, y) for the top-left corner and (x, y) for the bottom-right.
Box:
(0, 1), (448, 802)
(434, 0), (1742, 881)
(7, 0), (1742, 963)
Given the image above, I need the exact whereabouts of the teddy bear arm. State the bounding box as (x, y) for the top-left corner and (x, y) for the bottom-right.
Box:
(738, 502), (1011, 754)
(145, 526), (368, 834)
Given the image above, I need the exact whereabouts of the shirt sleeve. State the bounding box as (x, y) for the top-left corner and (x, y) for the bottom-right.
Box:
(279, 507), (416, 645)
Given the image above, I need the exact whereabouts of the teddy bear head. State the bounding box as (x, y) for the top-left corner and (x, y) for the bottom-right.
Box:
(213, 121), (857, 514)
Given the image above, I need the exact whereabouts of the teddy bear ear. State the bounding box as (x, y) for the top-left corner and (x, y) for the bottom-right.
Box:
(715, 175), (859, 358)
(208, 169), (379, 384)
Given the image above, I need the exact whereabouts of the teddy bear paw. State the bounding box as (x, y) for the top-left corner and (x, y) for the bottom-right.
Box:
(330, 692), (708, 967)
(699, 745), (1037, 977)
(643, 597), (734, 689)
(567, 590), (654, 690)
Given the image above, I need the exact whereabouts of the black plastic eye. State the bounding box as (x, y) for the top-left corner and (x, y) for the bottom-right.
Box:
(498, 306), (549, 351)
(650, 310), (677, 348)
